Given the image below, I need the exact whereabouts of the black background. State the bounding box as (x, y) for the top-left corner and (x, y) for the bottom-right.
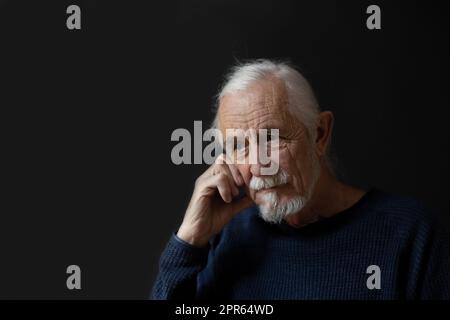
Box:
(1, 0), (449, 299)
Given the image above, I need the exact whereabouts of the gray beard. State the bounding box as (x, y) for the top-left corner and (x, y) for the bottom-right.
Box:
(257, 156), (321, 224)
(258, 192), (306, 224)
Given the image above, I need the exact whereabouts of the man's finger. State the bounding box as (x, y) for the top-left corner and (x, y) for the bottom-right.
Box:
(227, 163), (244, 187)
(211, 161), (239, 197)
(219, 165), (239, 196)
(200, 173), (234, 203)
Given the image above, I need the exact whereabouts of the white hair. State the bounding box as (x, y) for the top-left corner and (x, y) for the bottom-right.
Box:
(212, 59), (321, 141)
(258, 191), (305, 224)
(250, 169), (289, 191)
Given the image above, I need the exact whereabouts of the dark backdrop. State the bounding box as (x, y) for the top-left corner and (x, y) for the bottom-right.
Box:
(1, 0), (449, 298)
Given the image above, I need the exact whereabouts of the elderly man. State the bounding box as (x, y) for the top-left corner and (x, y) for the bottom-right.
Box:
(152, 60), (450, 299)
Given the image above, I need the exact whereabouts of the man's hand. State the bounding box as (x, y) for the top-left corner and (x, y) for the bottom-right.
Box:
(177, 157), (253, 247)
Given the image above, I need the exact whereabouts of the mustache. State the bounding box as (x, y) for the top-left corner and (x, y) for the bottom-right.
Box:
(249, 170), (289, 191)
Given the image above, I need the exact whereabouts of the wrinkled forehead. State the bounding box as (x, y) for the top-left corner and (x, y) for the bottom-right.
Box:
(217, 77), (292, 132)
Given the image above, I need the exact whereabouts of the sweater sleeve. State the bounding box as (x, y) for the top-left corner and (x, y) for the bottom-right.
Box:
(151, 233), (210, 300)
(419, 221), (450, 299)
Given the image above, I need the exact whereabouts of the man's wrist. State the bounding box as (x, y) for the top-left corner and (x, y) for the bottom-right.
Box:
(176, 227), (209, 248)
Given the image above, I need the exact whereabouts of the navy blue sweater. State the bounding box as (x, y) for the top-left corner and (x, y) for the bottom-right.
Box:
(151, 188), (450, 299)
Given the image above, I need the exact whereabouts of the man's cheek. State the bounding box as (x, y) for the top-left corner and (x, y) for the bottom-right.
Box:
(283, 144), (305, 191)
(277, 148), (293, 174)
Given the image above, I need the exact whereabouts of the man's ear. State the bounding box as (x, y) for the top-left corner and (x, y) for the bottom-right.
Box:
(315, 111), (334, 157)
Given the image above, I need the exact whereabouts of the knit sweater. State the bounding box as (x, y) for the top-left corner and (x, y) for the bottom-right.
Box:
(151, 188), (450, 300)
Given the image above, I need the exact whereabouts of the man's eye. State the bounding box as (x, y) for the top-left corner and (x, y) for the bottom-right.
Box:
(234, 137), (249, 152)
(236, 141), (248, 151)
(227, 138), (248, 151)
(265, 133), (283, 141)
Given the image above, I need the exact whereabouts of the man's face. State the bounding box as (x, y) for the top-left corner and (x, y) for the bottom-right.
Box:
(218, 77), (321, 223)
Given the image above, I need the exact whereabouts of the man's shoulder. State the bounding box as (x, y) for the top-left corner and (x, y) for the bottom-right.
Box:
(365, 188), (439, 234)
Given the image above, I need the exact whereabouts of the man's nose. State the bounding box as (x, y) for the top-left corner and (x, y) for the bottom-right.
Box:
(248, 138), (278, 176)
